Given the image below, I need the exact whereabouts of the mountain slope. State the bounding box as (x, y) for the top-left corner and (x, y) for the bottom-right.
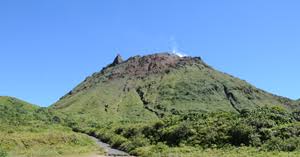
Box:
(52, 53), (296, 123)
(0, 96), (100, 156)
(0, 96), (42, 130)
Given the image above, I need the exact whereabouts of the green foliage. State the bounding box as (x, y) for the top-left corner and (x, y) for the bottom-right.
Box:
(228, 122), (254, 146)
(49, 53), (300, 156)
(161, 121), (194, 146)
(134, 146), (300, 157)
(0, 147), (7, 157)
(262, 137), (300, 151)
(68, 106), (300, 156)
(0, 96), (100, 156)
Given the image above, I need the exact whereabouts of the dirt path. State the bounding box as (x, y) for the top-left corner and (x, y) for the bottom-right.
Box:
(89, 136), (131, 156)
(63, 153), (132, 157)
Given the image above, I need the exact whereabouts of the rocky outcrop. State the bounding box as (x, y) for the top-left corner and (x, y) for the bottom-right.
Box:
(102, 53), (207, 80)
(223, 85), (241, 113)
(110, 54), (124, 67)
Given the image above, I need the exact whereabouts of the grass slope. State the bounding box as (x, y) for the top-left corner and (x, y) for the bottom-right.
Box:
(0, 96), (102, 157)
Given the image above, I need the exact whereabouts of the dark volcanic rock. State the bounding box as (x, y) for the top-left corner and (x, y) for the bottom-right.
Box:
(110, 54), (124, 66)
(103, 53), (207, 80)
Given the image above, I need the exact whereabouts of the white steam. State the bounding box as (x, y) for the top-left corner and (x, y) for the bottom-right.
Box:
(172, 50), (187, 57)
(169, 36), (187, 57)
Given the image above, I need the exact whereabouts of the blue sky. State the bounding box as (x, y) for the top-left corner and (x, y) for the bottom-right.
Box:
(0, 0), (299, 106)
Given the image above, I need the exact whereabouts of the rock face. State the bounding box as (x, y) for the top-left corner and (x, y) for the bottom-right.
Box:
(52, 52), (298, 123)
(110, 54), (124, 66)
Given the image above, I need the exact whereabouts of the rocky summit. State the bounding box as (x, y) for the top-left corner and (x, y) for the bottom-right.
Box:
(52, 52), (297, 122)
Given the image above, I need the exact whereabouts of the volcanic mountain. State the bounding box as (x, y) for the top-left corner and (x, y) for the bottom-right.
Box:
(52, 53), (297, 122)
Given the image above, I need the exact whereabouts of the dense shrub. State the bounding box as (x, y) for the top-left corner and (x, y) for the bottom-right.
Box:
(0, 148), (7, 157)
(161, 122), (194, 146)
(263, 137), (300, 151)
(229, 122), (254, 146)
(69, 106), (300, 154)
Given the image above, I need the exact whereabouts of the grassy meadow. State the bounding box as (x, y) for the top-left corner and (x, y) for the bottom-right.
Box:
(0, 96), (103, 157)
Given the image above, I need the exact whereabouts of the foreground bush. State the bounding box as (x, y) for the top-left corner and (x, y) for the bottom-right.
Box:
(63, 106), (300, 155)
(0, 148), (7, 157)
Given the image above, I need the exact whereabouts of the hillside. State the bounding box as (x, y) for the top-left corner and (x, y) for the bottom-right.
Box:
(0, 96), (100, 157)
(49, 53), (300, 156)
(52, 53), (296, 123)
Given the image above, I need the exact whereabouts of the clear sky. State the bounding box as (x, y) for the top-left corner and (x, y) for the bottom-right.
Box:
(0, 0), (299, 106)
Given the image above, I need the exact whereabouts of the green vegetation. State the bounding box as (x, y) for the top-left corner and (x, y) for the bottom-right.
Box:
(134, 146), (300, 157)
(0, 96), (102, 157)
(0, 147), (7, 157)
(53, 54), (296, 126)
(2, 53), (300, 156)
(51, 53), (300, 156)
(60, 106), (300, 156)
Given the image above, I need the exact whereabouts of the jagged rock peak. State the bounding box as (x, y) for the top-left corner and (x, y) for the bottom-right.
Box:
(111, 54), (124, 66)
